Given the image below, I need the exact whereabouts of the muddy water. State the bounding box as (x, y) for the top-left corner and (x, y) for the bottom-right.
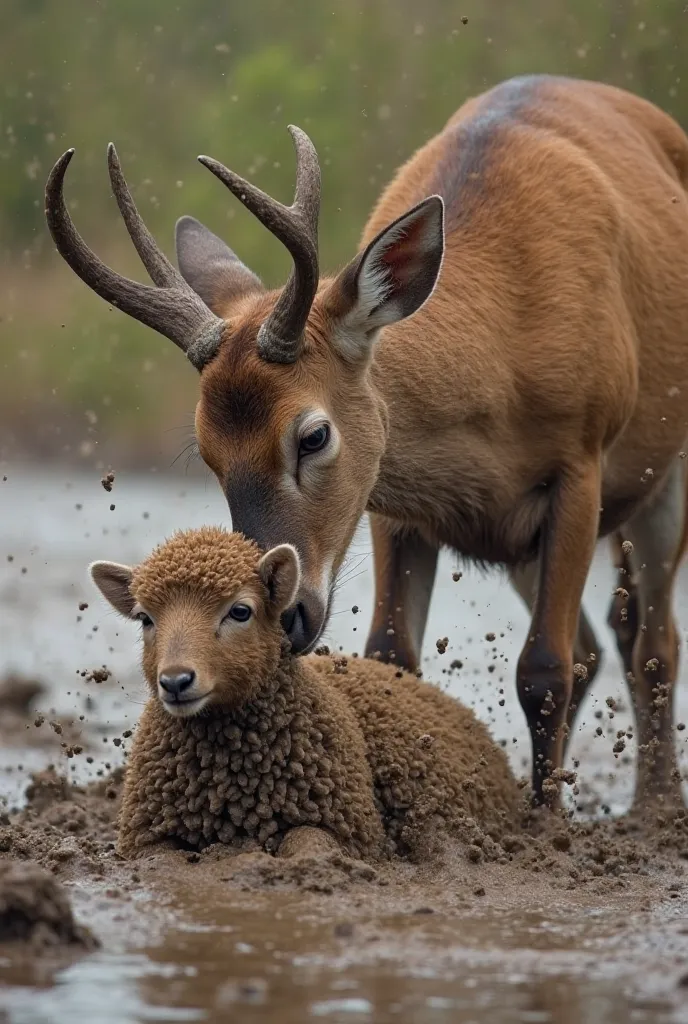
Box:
(4, 858), (688, 1024)
(6, 891), (683, 1024)
(2, 466), (688, 1023)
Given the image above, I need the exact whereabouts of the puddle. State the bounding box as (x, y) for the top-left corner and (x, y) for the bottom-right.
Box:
(3, 885), (687, 1023)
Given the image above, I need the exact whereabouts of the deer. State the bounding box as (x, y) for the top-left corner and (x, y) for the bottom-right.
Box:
(45, 74), (688, 812)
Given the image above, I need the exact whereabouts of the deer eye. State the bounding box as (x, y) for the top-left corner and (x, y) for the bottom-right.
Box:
(225, 603), (252, 623)
(299, 423), (330, 457)
(134, 611), (154, 629)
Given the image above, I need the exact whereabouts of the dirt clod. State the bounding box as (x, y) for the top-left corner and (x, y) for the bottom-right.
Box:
(0, 860), (98, 950)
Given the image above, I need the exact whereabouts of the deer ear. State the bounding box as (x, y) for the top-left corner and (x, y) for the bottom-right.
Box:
(321, 195), (444, 363)
(89, 561), (135, 618)
(257, 545), (301, 616)
(175, 216), (263, 315)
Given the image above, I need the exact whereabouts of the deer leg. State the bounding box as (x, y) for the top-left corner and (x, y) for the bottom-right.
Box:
(510, 561), (603, 751)
(516, 459), (601, 806)
(364, 514), (439, 672)
(621, 459), (686, 813)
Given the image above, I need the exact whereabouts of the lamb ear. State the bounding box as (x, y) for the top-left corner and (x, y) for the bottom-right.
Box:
(89, 561), (136, 618)
(175, 216), (263, 314)
(321, 195), (444, 363)
(257, 545), (301, 615)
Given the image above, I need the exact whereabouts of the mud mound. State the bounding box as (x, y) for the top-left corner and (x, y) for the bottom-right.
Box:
(0, 859), (98, 950)
(24, 767), (74, 811)
(0, 767), (123, 881)
(3, 765), (688, 908)
(509, 805), (688, 889)
(193, 842), (380, 895)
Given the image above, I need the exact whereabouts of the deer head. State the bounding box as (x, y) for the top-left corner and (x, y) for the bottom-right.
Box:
(46, 129), (444, 653)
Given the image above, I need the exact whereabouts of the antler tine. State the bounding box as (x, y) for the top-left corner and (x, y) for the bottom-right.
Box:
(45, 148), (225, 371)
(106, 143), (183, 289)
(198, 125), (321, 363)
(288, 125), (321, 235)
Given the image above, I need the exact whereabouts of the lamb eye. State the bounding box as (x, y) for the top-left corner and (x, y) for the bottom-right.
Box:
(227, 604), (252, 623)
(134, 611), (153, 629)
(299, 423), (330, 456)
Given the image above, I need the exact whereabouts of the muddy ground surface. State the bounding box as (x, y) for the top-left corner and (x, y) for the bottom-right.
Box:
(2, 466), (688, 1023)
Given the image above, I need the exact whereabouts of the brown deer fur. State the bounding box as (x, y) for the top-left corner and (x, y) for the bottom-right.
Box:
(48, 75), (688, 809)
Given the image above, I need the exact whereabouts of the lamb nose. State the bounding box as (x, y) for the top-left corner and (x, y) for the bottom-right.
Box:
(159, 670), (195, 696)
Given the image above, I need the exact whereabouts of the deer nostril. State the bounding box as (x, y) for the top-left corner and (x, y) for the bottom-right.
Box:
(159, 670), (195, 697)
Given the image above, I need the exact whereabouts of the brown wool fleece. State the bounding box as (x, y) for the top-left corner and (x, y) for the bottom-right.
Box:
(130, 526), (263, 606)
(118, 528), (522, 862)
(308, 656), (523, 857)
(118, 652), (384, 860)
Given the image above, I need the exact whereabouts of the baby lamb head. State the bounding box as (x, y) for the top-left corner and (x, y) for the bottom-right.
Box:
(89, 528), (300, 717)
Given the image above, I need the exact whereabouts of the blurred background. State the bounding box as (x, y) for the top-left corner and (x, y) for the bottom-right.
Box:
(2, 0), (687, 470)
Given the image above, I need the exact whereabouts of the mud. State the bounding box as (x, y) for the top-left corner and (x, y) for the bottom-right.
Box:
(0, 859), (97, 952)
(1, 764), (688, 1019)
(2, 469), (688, 1021)
(4, 762), (688, 892)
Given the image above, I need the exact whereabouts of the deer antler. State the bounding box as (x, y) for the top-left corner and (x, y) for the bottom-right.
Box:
(198, 125), (321, 363)
(45, 146), (225, 371)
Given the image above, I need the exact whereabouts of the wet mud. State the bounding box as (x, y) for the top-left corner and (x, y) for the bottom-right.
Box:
(0, 859), (97, 952)
(2, 469), (688, 1022)
(2, 765), (688, 1021)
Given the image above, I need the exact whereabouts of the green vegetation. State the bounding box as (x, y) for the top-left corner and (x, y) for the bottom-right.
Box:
(2, 0), (686, 464)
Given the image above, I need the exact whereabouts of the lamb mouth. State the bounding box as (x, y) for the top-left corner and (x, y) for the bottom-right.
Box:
(160, 694), (207, 715)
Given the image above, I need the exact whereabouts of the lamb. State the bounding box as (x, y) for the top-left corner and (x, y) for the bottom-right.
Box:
(89, 527), (523, 861)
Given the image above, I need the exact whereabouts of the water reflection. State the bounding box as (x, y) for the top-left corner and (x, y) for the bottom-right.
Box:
(3, 936), (677, 1024)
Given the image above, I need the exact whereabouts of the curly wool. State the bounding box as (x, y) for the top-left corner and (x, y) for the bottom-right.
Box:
(118, 527), (522, 863)
(120, 649), (522, 862)
(309, 655), (523, 857)
(118, 651), (385, 860)
(130, 526), (262, 607)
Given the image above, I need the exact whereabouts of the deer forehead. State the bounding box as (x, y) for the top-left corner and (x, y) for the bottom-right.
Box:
(197, 334), (335, 456)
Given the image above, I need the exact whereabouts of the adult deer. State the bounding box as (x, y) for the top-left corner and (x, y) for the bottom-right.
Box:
(45, 75), (688, 809)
